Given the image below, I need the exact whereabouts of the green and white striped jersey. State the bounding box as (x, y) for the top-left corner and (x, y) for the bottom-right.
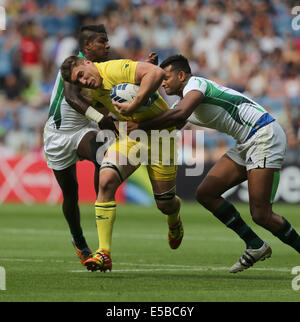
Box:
(178, 76), (273, 143)
(47, 52), (91, 131)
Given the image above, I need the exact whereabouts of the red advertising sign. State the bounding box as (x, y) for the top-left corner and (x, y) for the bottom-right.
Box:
(0, 153), (125, 204)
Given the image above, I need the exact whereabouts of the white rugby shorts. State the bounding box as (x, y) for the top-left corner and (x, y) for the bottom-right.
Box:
(226, 121), (286, 171)
(43, 122), (98, 171)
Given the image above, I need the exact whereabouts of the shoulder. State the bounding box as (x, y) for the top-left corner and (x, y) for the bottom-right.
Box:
(183, 76), (208, 97)
(96, 59), (137, 74)
(95, 59), (135, 67)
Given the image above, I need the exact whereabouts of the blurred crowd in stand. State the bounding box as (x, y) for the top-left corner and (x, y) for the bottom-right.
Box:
(0, 0), (299, 164)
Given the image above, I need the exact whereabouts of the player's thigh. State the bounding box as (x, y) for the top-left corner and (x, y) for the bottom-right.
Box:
(100, 135), (142, 182)
(101, 146), (139, 183)
(247, 168), (278, 209)
(77, 130), (98, 162)
(97, 144), (139, 202)
(196, 154), (247, 199)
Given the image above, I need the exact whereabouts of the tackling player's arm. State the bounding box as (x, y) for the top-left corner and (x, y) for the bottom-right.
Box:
(113, 62), (165, 115)
(64, 80), (92, 114)
(130, 90), (204, 131)
(64, 80), (118, 133)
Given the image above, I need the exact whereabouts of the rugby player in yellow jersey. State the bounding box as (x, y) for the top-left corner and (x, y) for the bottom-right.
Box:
(60, 56), (183, 272)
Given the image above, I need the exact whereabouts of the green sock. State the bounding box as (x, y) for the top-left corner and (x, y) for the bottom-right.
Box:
(213, 201), (264, 249)
(273, 217), (300, 253)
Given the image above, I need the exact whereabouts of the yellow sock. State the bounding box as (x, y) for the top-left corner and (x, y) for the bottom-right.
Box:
(167, 196), (182, 226)
(95, 201), (116, 255)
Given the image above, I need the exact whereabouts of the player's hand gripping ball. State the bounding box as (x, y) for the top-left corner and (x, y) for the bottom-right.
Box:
(110, 83), (155, 113)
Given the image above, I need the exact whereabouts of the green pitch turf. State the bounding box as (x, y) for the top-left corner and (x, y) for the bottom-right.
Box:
(0, 202), (299, 302)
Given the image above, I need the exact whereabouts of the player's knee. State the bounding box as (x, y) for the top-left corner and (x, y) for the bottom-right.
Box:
(195, 185), (210, 206)
(250, 204), (271, 228)
(251, 213), (269, 228)
(154, 188), (178, 215)
(156, 198), (178, 215)
(98, 171), (120, 195)
(195, 186), (203, 204)
(155, 201), (169, 214)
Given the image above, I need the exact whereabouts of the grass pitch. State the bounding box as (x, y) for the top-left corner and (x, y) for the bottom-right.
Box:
(0, 202), (299, 302)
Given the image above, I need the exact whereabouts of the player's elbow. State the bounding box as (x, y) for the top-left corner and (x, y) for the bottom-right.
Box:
(65, 95), (82, 111)
(175, 110), (189, 124)
(64, 86), (77, 106)
(64, 81), (82, 107)
(150, 66), (165, 85)
(176, 120), (187, 130)
(64, 95), (75, 107)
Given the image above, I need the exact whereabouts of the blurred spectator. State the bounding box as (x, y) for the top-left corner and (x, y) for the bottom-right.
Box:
(0, 107), (14, 132)
(210, 137), (230, 163)
(54, 32), (78, 68)
(3, 74), (22, 101)
(19, 20), (43, 85)
(285, 130), (300, 163)
(0, 28), (19, 88)
(0, 128), (15, 158)
(284, 63), (300, 99)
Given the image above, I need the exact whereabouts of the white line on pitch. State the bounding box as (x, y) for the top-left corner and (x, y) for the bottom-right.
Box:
(5, 225), (300, 246)
(70, 266), (291, 273)
(0, 258), (291, 273)
(0, 227), (286, 245)
(0, 257), (293, 273)
(0, 227), (237, 242)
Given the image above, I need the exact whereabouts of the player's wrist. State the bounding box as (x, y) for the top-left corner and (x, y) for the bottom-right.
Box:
(136, 122), (145, 130)
(85, 106), (104, 123)
(130, 94), (147, 111)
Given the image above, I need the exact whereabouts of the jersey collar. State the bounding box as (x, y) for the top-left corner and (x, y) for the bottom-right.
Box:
(78, 51), (86, 59)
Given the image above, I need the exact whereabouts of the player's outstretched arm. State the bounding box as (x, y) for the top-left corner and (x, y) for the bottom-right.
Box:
(64, 80), (118, 133)
(135, 90), (204, 131)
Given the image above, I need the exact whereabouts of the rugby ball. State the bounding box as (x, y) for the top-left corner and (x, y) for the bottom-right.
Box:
(110, 83), (149, 113)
